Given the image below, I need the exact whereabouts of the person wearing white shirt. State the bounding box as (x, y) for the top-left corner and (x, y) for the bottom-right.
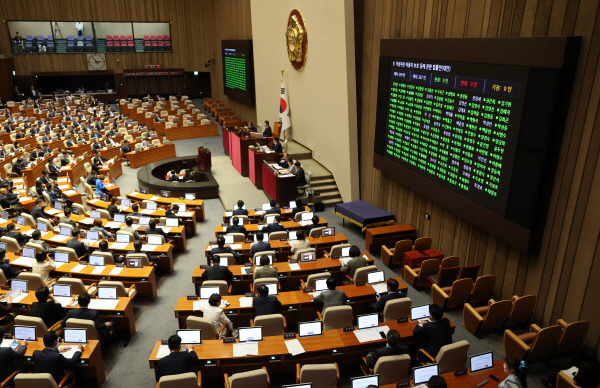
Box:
(31, 252), (56, 282)
(197, 294), (237, 338)
(290, 229), (311, 258)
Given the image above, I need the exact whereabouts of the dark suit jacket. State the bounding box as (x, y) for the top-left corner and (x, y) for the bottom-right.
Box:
(304, 223), (321, 237)
(107, 204), (119, 218)
(264, 207), (281, 216)
(263, 126), (272, 137)
(155, 350), (198, 381)
(413, 318), (452, 357)
(372, 292), (404, 313)
(210, 246), (238, 259)
(0, 261), (20, 279)
(365, 344), (410, 368)
(62, 307), (108, 332)
(270, 142), (283, 153)
(33, 347), (81, 383)
(232, 208), (248, 216)
(32, 300), (63, 327)
(253, 295), (281, 317)
(296, 167), (306, 187)
(145, 227), (168, 240)
(66, 238), (87, 258)
(201, 265), (233, 284)
(226, 225), (246, 235)
(262, 223), (284, 234)
(31, 205), (44, 220)
(0, 345), (26, 381)
(250, 241), (272, 258)
(6, 230), (26, 246)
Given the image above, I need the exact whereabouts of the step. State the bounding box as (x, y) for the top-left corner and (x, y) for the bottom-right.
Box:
(310, 176), (334, 182)
(310, 184), (339, 193)
(317, 190), (341, 200)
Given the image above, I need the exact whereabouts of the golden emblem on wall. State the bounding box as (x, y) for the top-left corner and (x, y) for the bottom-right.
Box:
(285, 9), (307, 70)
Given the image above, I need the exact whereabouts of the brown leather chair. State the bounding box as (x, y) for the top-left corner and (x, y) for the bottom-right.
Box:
(404, 258), (440, 289)
(381, 239), (412, 268)
(158, 371), (202, 388)
(417, 340), (470, 374)
(224, 367), (270, 388)
(504, 295), (537, 328)
(463, 299), (512, 335)
(553, 319), (590, 355)
(296, 363), (339, 388)
(412, 237), (432, 251)
(426, 266), (460, 290)
(440, 256), (460, 268)
(503, 324), (562, 361)
(469, 275), (496, 305)
(360, 354), (411, 386)
(432, 278), (474, 310)
(457, 264), (481, 281)
(382, 297), (412, 322)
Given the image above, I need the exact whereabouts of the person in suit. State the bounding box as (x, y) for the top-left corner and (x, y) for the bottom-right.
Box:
(91, 150), (105, 172)
(201, 255), (233, 284)
(30, 230), (53, 253)
(10, 158), (26, 177)
(59, 151), (70, 167)
(210, 236), (239, 261)
(371, 278), (404, 313)
(42, 132), (52, 143)
(262, 120), (272, 137)
(365, 329), (409, 368)
(129, 203), (142, 217)
(47, 159), (60, 180)
(5, 223), (27, 246)
(33, 331), (82, 384)
(31, 286), (62, 328)
(253, 255), (277, 280)
(413, 304), (452, 359)
(90, 218), (113, 240)
(65, 135), (75, 147)
(121, 140), (131, 156)
(253, 284), (281, 317)
(105, 135), (116, 147)
(304, 215), (323, 237)
(249, 232), (271, 259)
(0, 248), (21, 279)
(121, 217), (141, 242)
(0, 328), (26, 381)
(66, 228), (88, 258)
(340, 245), (368, 279)
(12, 86), (24, 101)
(270, 137), (283, 153)
(0, 188), (21, 213)
(226, 216), (246, 235)
(59, 207), (77, 228)
(29, 146), (43, 161)
(91, 138), (103, 152)
(154, 334), (198, 381)
(264, 200), (281, 216)
(232, 200), (248, 216)
(126, 240), (153, 265)
(167, 170), (180, 182)
(428, 376), (448, 388)
(313, 278), (347, 314)
(86, 171), (97, 186)
(290, 230), (311, 258)
(107, 196), (119, 218)
(146, 219), (168, 241)
(62, 293), (113, 338)
(165, 204), (183, 225)
(295, 161), (307, 187)
(262, 215), (285, 234)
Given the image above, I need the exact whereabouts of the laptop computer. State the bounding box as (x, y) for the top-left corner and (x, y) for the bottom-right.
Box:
(116, 234), (130, 244)
(11, 279), (27, 293)
(321, 227), (335, 237)
(413, 364), (439, 385)
(411, 305), (431, 321)
(265, 215), (276, 224)
(357, 313), (379, 330)
(161, 190), (170, 198)
(63, 328), (88, 344)
(140, 187), (148, 194)
(59, 227), (71, 237)
(120, 199), (131, 208)
(469, 352), (494, 373)
(351, 375), (379, 388)
(53, 284), (71, 297)
(367, 271), (385, 284)
(90, 210), (101, 219)
(176, 329), (202, 345)
(114, 214), (125, 223)
(21, 247), (35, 258)
(147, 235), (163, 245)
(126, 258), (142, 268)
(264, 283), (278, 295)
(314, 279), (328, 291)
(238, 327), (263, 342)
(97, 286), (118, 299)
(36, 222), (47, 232)
(165, 218), (179, 227)
(54, 252), (69, 263)
(14, 326), (36, 341)
(300, 251), (316, 263)
(199, 286), (220, 299)
(85, 230), (99, 241)
(185, 193), (195, 200)
(223, 235), (234, 245)
(298, 321), (323, 337)
(145, 202), (157, 211)
(301, 212), (314, 221)
(88, 255), (105, 266)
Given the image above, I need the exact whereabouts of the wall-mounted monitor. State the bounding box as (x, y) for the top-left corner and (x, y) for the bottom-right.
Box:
(222, 40), (255, 105)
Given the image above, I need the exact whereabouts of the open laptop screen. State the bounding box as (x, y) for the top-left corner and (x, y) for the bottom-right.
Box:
(185, 193), (195, 200)
(199, 286), (220, 299)
(176, 329), (202, 345)
(351, 375), (379, 388)
(264, 283), (278, 296)
(114, 214), (125, 223)
(147, 235), (163, 245)
(411, 305), (430, 321)
(53, 284), (71, 297)
(314, 279), (328, 291)
(321, 227), (335, 236)
(298, 321), (323, 337)
(145, 202), (157, 210)
(54, 252), (69, 263)
(63, 328), (87, 344)
(357, 313), (379, 330)
(120, 199), (131, 208)
(300, 251), (316, 263)
(89, 255), (105, 266)
(97, 287), (118, 299)
(21, 247), (35, 258)
(301, 212), (314, 221)
(14, 326), (36, 341)
(37, 222), (47, 232)
(11, 280), (27, 293)
(367, 271), (385, 284)
(86, 230), (99, 241)
(469, 352), (494, 373)
(238, 327), (263, 342)
(413, 364), (439, 385)
(223, 235), (234, 245)
(341, 247), (351, 257)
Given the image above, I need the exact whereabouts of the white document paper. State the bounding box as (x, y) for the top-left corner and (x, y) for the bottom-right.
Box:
(45, 208), (60, 215)
(192, 300), (209, 311)
(109, 243), (129, 250)
(178, 212), (193, 217)
(339, 257), (352, 266)
(79, 218), (94, 225)
(141, 245), (158, 251)
(50, 235), (69, 242)
(130, 192), (139, 196)
(206, 245), (217, 250)
(91, 266), (105, 274)
(150, 196), (160, 201)
(58, 185), (70, 190)
(88, 199), (99, 204)
(23, 229), (35, 236)
(309, 291), (322, 299)
(230, 244), (242, 250)
(298, 220), (311, 226)
(238, 297), (253, 307)
(88, 299), (119, 310)
(255, 211), (265, 215)
(155, 345), (170, 359)
(11, 293), (28, 303)
(54, 296), (74, 307)
(109, 267), (124, 275)
(232, 341), (259, 357)
(0, 339), (15, 348)
(371, 283), (388, 294)
(54, 262), (66, 270)
(353, 326), (391, 343)
(71, 264), (87, 273)
(58, 345), (80, 359)
(103, 222), (120, 228)
(140, 209), (154, 214)
(63, 190), (77, 196)
(284, 339), (305, 356)
(225, 211), (233, 217)
(288, 263), (301, 271)
(12, 257), (35, 266)
(161, 227), (172, 233)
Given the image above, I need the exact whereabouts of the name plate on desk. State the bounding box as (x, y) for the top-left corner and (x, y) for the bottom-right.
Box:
(332, 349), (342, 355)
(397, 318), (408, 323)
(454, 369), (467, 376)
(245, 293), (254, 297)
(303, 288), (313, 293)
(204, 360), (216, 366)
(397, 382), (411, 388)
(356, 282), (365, 286)
(280, 238), (286, 241)
(343, 327), (354, 332)
(289, 260), (298, 264)
(187, 295), (198, 300)
(200, 265), (207, 269)
(223, 338), (236, 343)
(284, 333), (296, 339)
(244, 263), (252, 267)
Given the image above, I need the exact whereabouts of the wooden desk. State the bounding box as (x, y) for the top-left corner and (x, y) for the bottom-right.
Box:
(126, 143), (176, 169)
(174, 277), (407, 329)
(164, 123), (218, 140)
(21, 157), (49, 187)
(127, 192), (205, 221)
(249, 147), (280, 189)
(262, 162), (297, 205)
(99, 157), (123, 180)
(222, 207), (308, 224)
(215, 218), (328, 238)
(365, 224), (418, 254)
(194, 251), (369, 295)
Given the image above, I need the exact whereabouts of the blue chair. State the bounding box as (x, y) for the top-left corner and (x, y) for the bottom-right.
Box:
(67, 36), (75, 52)
(46, 40), (55, 52)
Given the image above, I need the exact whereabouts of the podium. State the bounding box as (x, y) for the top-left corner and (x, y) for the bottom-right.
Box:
(197, 146), (212, 172)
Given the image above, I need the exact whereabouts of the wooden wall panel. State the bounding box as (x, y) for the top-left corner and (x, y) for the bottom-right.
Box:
(355, 0), (600, 353)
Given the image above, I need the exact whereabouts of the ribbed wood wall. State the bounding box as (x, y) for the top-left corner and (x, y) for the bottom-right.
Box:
(355, 0), (600, 354)
(0, 0), (256, 122)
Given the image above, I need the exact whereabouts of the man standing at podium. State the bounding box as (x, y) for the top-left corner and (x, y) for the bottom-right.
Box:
(263, 120), (272, 137)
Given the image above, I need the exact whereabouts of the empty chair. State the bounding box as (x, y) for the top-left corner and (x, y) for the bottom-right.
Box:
(347, 265), (378, 284)
(202, 280), (229, 296)
(469, 275), (496, 305)
(553, 319), (591, 355)
(318, 306), (353, 331)
(329, 243), (352, 258)
(293, 247), (316, 260)
(57, 277), (96, 295)
(296, 363), (340, 388)
(186, 316), (225, 339)
(14, 372), (75, 388)
(98, 281), (136, 298)
(226, 233), (245, 243)
(19, 213), (36, 227)
(381, 239), (412, 268)
(252, 278), (278, 294)
(463, 299), (512, 335)
(14, 315), (58, 337)
(403, 258), (440, 289)
(457, 264), (481, 281)
(158, 372), (202, 388)
(504, 295), (537, 328)
(251, 314), (286, 336)
(361, 354), (411, 385)
(268, 231), (287, 241)
(413, 237), (432, 251)
(55, 247), (80, 262)
(300, 272), (331, 290)
(224, 367), (270, 388)
(426, 266), (460, 289)
(504, 324), (562, 361)
(417, 340), (470, 374)
(18, 272), (51, 291)
(65, 318), (101, 340)
(432, 278), (474, 310)
(91, 252), (115, 265)
(382, 297), (412, 322)
(308, 227), (324, 238)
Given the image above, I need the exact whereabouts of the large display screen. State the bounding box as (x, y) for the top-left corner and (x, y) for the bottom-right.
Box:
(374, 38), (579, 252)
(222, 40), (254, 104)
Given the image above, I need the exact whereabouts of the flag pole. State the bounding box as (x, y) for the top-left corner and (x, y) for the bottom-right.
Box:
(281, 69), (284, 82)
(280, 69), (285, 141)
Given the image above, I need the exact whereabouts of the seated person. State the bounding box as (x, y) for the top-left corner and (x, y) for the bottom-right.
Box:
(270, 137), (283, 153)
(107, 196), (119, 218)
(262, 214), (284, 234)
(130, 203), (141, 217)
(413, 304), (452, 359)
(90, 218), (113, 239)
(428, 376), (448, 388)
(86, 171), (97, 187)
(33, 331), (82, 384)
(232, 200), (248, 216)
(32, 251), (56, 282)
(121, 217), (142, 242)
(313, 278), (347, 314)
(290, 230), (311, 258)
(95, 174), (109, 197)
(121, 140), (131, 156)
(127, 240), (156, 265)
(155, 334), (198, 382)
(165, 204), (183, 225)
(226, 216), (246, 235)
(62, 293), (113, 339)
(31, 198), (45, 221)
(66, 228), (88, 258)
(30, 230), (53, 253)
(253, 284), (281, 317)
(201, 255), (233, 284)
(498, 357), (527, 388)
(5, 223), (27, 246)
(167, 170), (180, 182)
(371, 278), (404, 313)
(295, 161), (306, 187)
(249, 232), (271, 259)
(264, 199), (281, 216)
(146, 219), (169, 241)
(0, 327), (26, 381)
(339, 245), (367, 278)
(195, 293), (237, 338)
(97, 240), (119, 264)
(290, 199), (304, 219)
(253, 255), (278, 280)
(303, 215), (322, 237)
(365, 329), (409, 368)
(31, 286), (63, 328)
(0, 248), (21, 279)
(59, 207), (77, 228)
(210, 236), (239, 261)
